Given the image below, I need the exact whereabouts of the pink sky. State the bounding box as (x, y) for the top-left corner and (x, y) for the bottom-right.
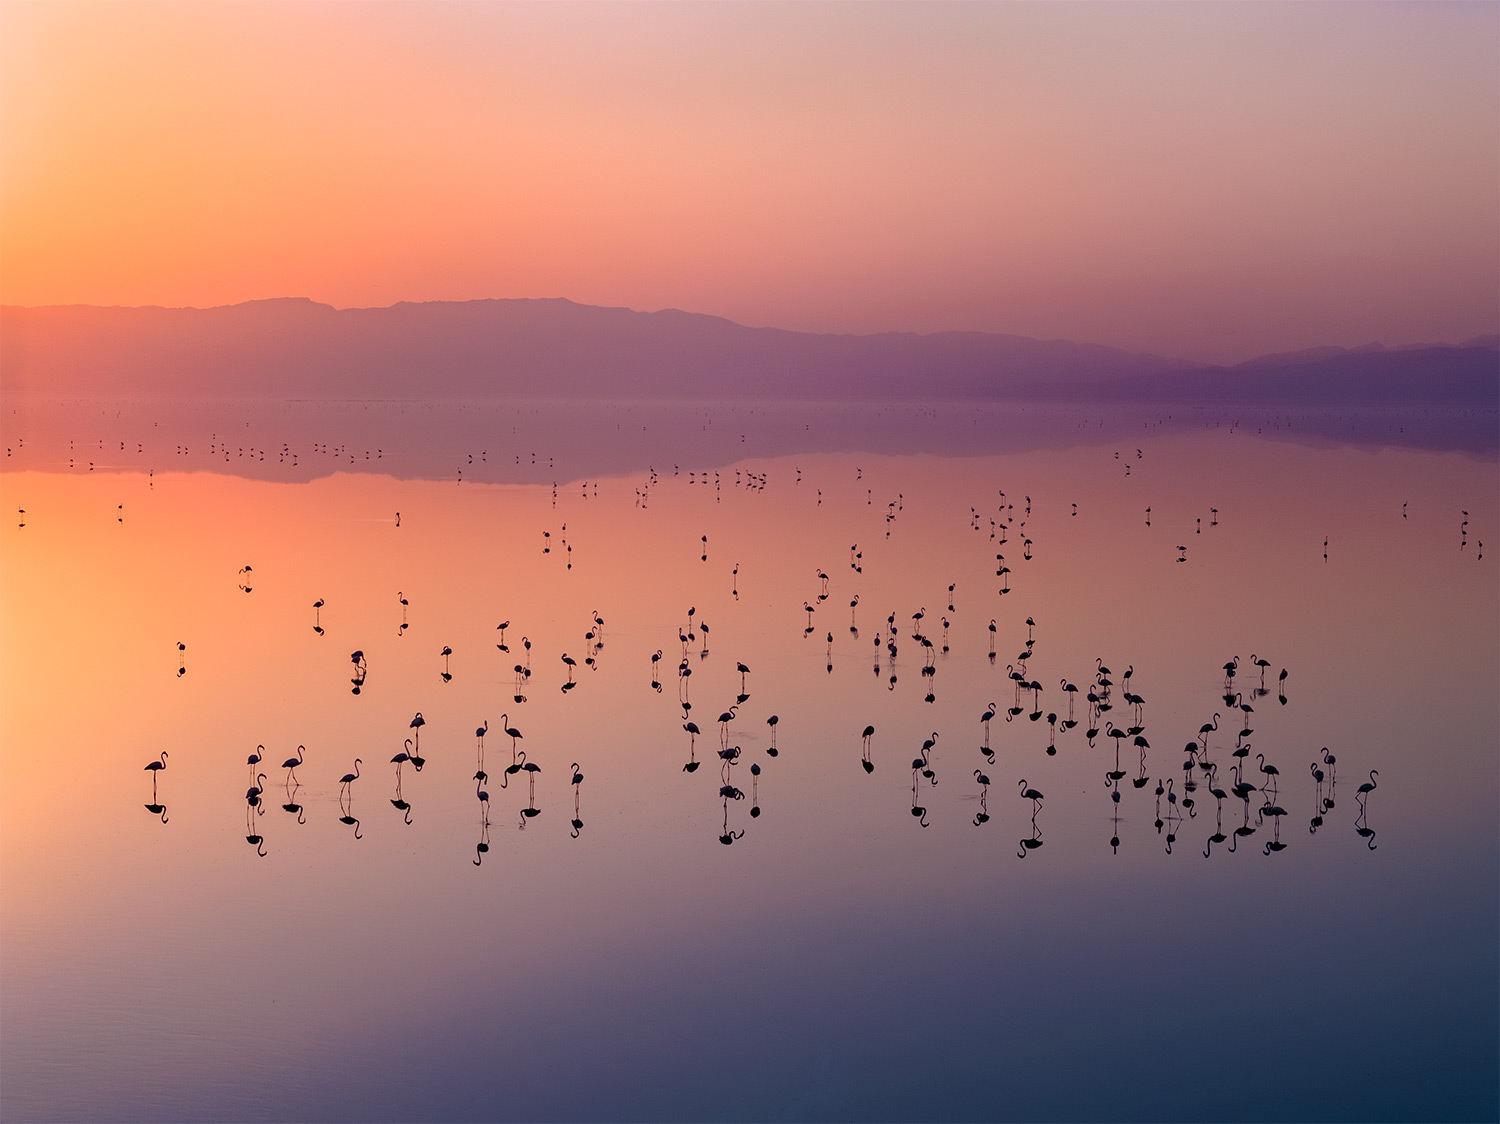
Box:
(2, 1), (1496, 363)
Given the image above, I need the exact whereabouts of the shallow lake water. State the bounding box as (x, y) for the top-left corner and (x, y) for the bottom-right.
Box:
(1, 400), (1496, 1121)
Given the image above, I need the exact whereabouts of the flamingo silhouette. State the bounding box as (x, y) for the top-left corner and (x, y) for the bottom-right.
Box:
(281, 744), (305, 784)
(144, 751), (168, 801)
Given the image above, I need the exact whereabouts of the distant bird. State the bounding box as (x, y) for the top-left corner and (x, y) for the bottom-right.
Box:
(339, 759), (362, 794)
(281, 744), (305, 782)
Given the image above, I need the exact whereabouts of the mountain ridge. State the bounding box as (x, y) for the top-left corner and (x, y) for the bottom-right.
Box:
(1, 298), (1494, 406)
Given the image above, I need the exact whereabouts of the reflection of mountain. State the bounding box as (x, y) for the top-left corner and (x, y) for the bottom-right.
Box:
(2, 298), (1189, 399)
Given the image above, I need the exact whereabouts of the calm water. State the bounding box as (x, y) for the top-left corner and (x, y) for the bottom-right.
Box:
(1, 401), (1496, 1121)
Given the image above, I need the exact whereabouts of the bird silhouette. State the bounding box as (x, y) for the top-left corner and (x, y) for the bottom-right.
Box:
(144, 751), (168, 801)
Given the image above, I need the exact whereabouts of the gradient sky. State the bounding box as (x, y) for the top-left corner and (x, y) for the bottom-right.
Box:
(2, 0), (1496, 362)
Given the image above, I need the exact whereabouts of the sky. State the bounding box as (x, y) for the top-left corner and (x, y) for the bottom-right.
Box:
(1, 0), (1496, 363)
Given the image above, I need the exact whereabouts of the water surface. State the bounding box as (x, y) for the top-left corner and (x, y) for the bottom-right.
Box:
(1, 402), (1495, 1121)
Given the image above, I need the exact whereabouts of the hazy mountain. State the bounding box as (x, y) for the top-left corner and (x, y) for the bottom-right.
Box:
(1093, 345), (1499, 406)
(0, 297), (1187, 399)
(1, 298), (1494, 406)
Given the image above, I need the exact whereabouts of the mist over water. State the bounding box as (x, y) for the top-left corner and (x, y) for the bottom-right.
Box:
(1, 399), (1496, 1122)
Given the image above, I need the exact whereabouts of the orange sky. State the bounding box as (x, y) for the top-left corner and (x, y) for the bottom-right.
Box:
(2, 1), (1496, 363)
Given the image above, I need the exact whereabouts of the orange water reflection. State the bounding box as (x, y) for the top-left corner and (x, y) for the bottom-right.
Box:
(1, 424), (1496, 1120)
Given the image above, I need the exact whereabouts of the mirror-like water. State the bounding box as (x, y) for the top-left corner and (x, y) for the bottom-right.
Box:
(1, 403), (1495, 1121)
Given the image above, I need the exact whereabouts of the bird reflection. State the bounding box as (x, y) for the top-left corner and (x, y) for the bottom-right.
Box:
(281, 777), (307, 824)
(973, 769), (990, 826)
(176, 641), (186, 677)
(1263, 811), (1287, 855)
(312, 598), (324, 636)
(909, 772), (929, 827)
(474, 802), (491, 865)
(246, 772), (267, 816)
(860, 724), (875, 773)
(144, 801), (169, 823)
(350, 650), (368, 694)
(1228, 798), (1256, 852)
(1354, 770), (1378, 847)
(719, 796), (744, 845)
(518, 771), (542, 828)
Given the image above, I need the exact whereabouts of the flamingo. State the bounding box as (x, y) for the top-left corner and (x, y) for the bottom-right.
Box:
(281, 744), (305, 783)
(1018, 778), (1044, 811)
(500, 714), (523, 758)
(501, 750), (527, 788)
(1256, 753), (1280, 787)
(338, 759), (362, 796)
(1321, 747), (1338, 780)
(717, 704), (738, 744)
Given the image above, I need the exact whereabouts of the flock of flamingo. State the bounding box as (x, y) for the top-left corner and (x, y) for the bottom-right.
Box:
(136, 457), (1387, 860)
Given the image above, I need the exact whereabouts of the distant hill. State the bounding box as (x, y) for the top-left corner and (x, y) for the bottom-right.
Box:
(1093, 345), (1499, 406)
(0, 297), (1186, 400)
(1, 297), (1494, 405)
